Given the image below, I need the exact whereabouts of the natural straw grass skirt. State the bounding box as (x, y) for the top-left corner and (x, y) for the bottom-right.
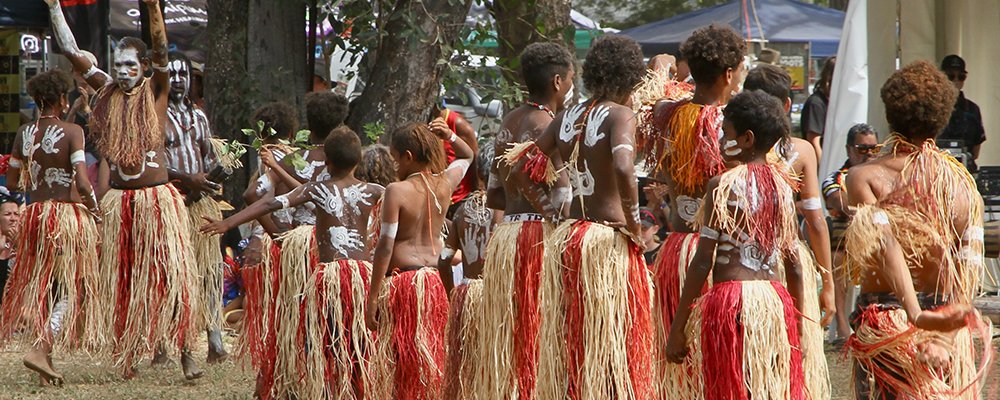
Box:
(650, 231), (704, 399)
(446, 278), (484, 400)
(536, 219), (654, 400)
(0, 201), (100, 352)
(370, 267), (449, 400)
(186, 195), (225, 333)
(475, 216), (548, 399)
(795, 241), (832, 400)
(236, 231), (280, 368)
(676, 280), (805, 400)
(98, 184), (199, 374)
(299, 259), (374, 400)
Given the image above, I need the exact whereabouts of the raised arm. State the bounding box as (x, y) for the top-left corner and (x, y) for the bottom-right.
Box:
(609, 107), (642, 245)
(795, 144), (835, 325)
(485, 136), (506, 211)
(44, 0), (109, 89)
(430, 119), (473, 190)
(201, 183), (311, 235)
(68, 126), (100, 220)
(143, 0), (169, 96)
(665, 178), (720, 363)
(366, 183), (402, 330)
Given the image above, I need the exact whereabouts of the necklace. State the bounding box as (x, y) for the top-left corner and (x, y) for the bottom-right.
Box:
(38, 114), (58, 120)
(525, 101), (555, 119)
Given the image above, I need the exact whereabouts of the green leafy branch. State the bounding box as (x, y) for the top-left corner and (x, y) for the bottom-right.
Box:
(241, 120), (316, 171)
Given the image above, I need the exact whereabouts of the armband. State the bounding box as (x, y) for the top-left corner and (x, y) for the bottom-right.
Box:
(275, 194), (290, 209)
(83, 65), (102, 79)
(8, 157), (21, 168)
(151, 63), (169, 73)
(799, 197), (822, 211)
(381, 222), (398, 239)
(963, 226), (985, 242)
(70, 149), (86, 165)
(440, 247), (456, 260)
(699, 226), (720, 240)
(612, 144), (634, 154)
(872, 210), (889, 225)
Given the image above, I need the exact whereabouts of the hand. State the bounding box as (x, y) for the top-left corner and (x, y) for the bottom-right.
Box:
(188, 172), (222, 194)
(429, 118), (455, 141)
(914, 304), (973, 332)
(365, 302), (378, 331)
(199, 217), (229, 236)
(43, 0), (58, 7)
(664, 330), (689, 364)
(73, 87), (91, 113)
(916, 340), (952, 369)
(260, 149), (281, 171)
(649, 54), (677, 77)
(819, 284), (836, 326)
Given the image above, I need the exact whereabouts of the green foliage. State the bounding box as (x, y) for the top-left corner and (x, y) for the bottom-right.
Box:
(363, 122), (385, 143)
(243, 120), (314, 171)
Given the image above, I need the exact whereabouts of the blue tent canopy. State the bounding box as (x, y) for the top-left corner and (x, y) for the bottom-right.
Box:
(621, 0), (844, 58)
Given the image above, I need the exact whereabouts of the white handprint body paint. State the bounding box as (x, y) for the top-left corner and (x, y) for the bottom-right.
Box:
(341, 183), (373, 216)
(40, 125), (65, 154)
(583, 105), (610, 147)
(312, 184), (345, 218)
(22, 124), (40, 157)
(327, 226), (365, 258)
(559, 104), (587, 143)
(29, 160), (41, 190)
(570, 159), (595, 197)
(44, 167), (72, 188)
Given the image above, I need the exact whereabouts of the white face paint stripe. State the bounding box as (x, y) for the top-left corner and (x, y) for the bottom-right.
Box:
(70, 149), (86, 165)
(723, 139), (742, 157)
(381, 222), (399, 239)
(798, 197), (822, 211)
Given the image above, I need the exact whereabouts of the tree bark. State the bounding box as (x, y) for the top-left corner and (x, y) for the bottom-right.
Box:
(205, 0), (252, 208)
(248, 0), (308, 109)
(346, 0), (473, 142)
(491, 0), (573, 89)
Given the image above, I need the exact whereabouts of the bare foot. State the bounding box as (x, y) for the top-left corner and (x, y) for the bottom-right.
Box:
(206, 348), (229, 365)
(23, 350), (63, 387)
(181, 351), (204, 380)
(151, 349), (175, 368)
(122, 366), (138, 380)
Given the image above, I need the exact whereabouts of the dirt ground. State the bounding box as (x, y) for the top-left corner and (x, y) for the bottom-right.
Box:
(0, 337), (998, 399)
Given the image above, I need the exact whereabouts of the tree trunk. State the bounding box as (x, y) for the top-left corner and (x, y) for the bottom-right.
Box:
(491, 0), (573, 89)
(205, 0), (252, 208)
(248, 0), (308, 109)
(346, 0), (473, 142)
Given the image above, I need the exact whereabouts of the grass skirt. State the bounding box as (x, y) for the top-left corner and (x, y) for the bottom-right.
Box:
(652, 232), (705, 399)
(258, 225), (318, 400)
(446, 278), (484, 399)
(237, 232), (280, 369)
(475, 219), (547, 399)
(98, 184), (199, 373)
(187, 196), (224, 333)
(796, 241), (831, 400)
(848, 302), (993, 399)
(679, 280), (805, 400)
(0, 201), (100, 352)
(537, 220), (654, 400)
(300, 259), (374, 400)
(370, 267), (449, 400)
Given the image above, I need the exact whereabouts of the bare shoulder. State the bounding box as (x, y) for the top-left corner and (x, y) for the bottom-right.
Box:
(367, 182), (386, 197)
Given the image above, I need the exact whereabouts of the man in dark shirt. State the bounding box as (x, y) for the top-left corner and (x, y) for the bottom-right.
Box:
(940, 54), (986, 171)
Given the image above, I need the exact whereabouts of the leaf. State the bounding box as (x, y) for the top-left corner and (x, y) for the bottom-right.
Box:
(294, 129), (312, 145)
(251, 138), (263, 150)
(288, 153), (309, 171)
(267, 127), (277, 138)
(257, 120), (265, 130)
(241, 128), (257, 137)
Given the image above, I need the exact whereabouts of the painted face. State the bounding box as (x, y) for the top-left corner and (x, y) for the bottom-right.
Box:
(556, 69), (576, 111)
(168, 59), (191, 102)
(114, 46), (143, 90)
(719, 120), (749, 162)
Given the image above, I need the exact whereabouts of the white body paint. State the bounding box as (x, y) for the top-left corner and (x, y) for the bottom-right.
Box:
(722, 139), (742, 157)
(676, 195), (701, 223)
(380, 222), (399, 239)
(558, 104), (586, 143)
(327, 226), (365, 258)
(114, 47), (142, 90)
(70, 149), (86, 165)
(583, 105), (610, 147)
(312, 184), (346, 218)
(570, 160), (595, 197)
(44, 167), (72, 188)
(21, 124), (39, 157)
(40, 125), (65, 154)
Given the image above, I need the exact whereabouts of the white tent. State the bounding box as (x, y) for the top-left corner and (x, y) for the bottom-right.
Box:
(821, 0), (1000, 180)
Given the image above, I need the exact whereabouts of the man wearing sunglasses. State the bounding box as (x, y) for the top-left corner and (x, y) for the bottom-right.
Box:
(940, 55), (986, 171)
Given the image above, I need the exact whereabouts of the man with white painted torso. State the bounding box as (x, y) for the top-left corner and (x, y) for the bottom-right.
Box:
(45, 0), (204, 380)
(162, 51), (229, 365)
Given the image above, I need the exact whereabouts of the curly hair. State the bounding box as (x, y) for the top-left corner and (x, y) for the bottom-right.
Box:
(390, 122), (446, 173)
(251, 101), (298, 140)
(744, 64), (791, 102)
(680, 24), (746, 86)
(880, 60), (957, 139)
(324, 126), (362, 171)
(582, 34), (645, 102)
(27, 69), (73, 111)
(305, 91), (349, 140)
(355, 144), (396, 186)
(521, 42), (574, 95)
(723, 90), (790, 154)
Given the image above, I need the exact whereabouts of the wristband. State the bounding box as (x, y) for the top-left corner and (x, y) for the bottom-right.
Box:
(449, 133), (458, 143)
(83, 65), (101, 79)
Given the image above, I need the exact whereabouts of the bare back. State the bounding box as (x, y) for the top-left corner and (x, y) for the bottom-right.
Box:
(281, 178), (383, 262)
(493, 106), (554, 214)
(554, 100), (636, 224)
(11, 119), (85, 202)
(385, 174), (453, 268)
